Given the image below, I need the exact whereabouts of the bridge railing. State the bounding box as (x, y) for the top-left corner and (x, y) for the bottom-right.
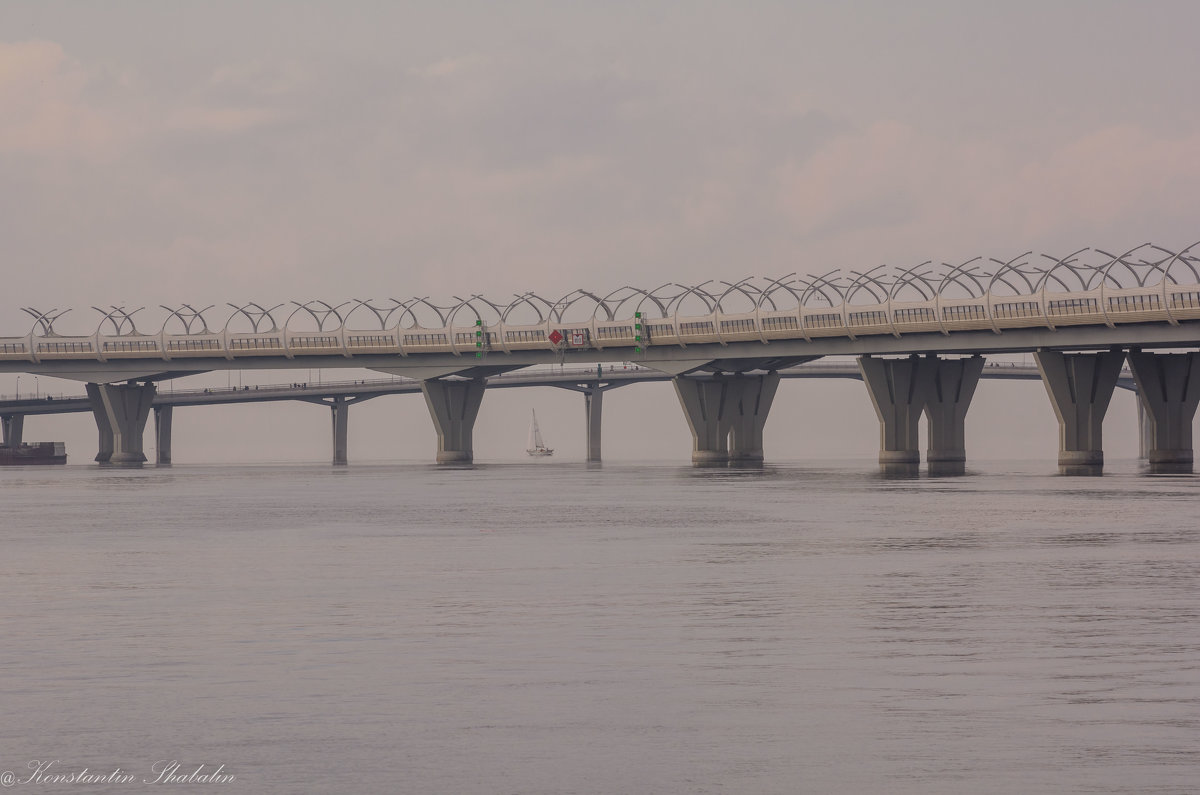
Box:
(4, 244), (1197, 364)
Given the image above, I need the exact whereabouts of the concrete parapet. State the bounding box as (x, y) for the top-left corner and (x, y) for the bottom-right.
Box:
(421, 378), (486, 464)
(86, 382), (156, 467)
(1034, 349), (1125, 475)
(1127, 351), (1200, 473)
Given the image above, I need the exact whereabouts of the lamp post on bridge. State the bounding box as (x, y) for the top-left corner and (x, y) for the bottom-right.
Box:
(15, 375), (19, 400)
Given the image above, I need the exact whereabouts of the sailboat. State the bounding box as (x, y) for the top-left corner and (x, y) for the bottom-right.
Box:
(526, 410), (554, 457)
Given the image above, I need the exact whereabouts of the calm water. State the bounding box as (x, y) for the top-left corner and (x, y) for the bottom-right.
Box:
(1, 459), (1198, 794)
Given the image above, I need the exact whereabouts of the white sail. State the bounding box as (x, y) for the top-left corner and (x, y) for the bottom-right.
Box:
(526, 410), (553, 456)
(531, 411), (545, 448)
(527, 411), (539, 450)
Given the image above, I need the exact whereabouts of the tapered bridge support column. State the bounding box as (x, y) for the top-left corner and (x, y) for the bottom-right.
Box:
(421, 378), (486, 464)
(584, 389), (603, 463)
(1, 414), (24, 447)
(674, 376), (735, 466)
(1136, 397), (1151, 461)
(86, 382), (157, 467)
(330, 397), (349, 466)
(154, 406), (173, 466)
(727, 372), (780, 467)
(923, 355), (985, 476)
(859, 355), (933, 474)
(1127, 351), (1200, 473)
(1034, 350), (1125, 475)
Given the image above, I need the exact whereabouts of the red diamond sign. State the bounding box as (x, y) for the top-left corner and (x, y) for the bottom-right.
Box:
(548, 329), (564, 345)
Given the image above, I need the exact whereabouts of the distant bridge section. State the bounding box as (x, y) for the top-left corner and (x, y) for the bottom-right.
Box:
(2, 242), (1197, 473)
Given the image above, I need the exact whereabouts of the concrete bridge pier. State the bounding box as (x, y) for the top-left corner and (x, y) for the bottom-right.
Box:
(421, 378), (486, 464)
(726, 372), (781, 467)
(858, 355), (933, 474)
(1136, 397), (1150, 461)
(86, 382), (156, 466)
(584, 389), (603, 463)
(1034, 349), (1125, 475)
(1, 413), (24, 447)
(1127, 351), (1200, 473)
(298, 394), (381, 465)
(923, 355), (985, 475)
(154, 406), (173, 466)
(330, 398), (349, 465)
(673, 376), (735, 466)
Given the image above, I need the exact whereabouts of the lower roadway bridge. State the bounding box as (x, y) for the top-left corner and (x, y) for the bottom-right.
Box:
(2, 358), (1172, 475)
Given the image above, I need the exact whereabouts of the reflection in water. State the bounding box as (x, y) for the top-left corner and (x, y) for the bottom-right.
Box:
(0, 459), (1197, 794)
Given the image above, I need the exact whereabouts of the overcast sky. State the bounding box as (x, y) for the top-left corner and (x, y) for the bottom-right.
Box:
(2, 1), (1198, 464)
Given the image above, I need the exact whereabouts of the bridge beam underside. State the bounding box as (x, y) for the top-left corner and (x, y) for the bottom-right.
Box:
(1, 413), (24, 447)
(421, 378), (486, 464)
(858, 355), (933, 474)
(1034, 350), (1125, 475)
(86, 382), (156, 467)
(1127, 351), (1200, 473)
(154, 405), (173, 466)
(924, 355), (985, 475)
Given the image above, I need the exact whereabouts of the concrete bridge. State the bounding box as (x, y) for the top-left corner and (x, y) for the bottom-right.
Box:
(0, 359), (1160, 474)
(1, 242), (1198, 473)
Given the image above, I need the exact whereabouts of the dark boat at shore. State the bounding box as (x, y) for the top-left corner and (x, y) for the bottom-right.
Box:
(0, 442), (67, 465)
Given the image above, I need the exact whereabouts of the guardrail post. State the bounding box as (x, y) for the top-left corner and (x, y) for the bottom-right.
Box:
(1127, 351), (1200, 473)
(1034, 349), (1125, 475)
(923, 355), (985, 475)
(858, 355), (934, 474)
(85, 381), (156, 466)
(421, 378), (486, 464)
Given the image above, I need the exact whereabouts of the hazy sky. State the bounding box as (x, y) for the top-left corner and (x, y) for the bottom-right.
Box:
(2, 1), (1198, 464)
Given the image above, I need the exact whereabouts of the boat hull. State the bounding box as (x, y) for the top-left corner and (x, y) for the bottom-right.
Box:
(0, 442), (67, 465)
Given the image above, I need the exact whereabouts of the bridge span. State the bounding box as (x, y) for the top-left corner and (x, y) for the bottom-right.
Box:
(2, 242), (1198, 472)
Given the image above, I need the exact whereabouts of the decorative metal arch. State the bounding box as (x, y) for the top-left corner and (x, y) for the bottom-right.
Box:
(93, 306), (144, 336)
(550, 289), (611, 323)
(889, 262), (940, 302)
(160, 304), (215, 335)
(285, 300), (350, 332)
(987, 252), (1043, 296)
(501, 292), (555, 325)
(798, 271), (846, 308)
(343, 298), (405, 330)
(21, 307), (71, 337)
(1037, 248), (1097, 293)
(844, 265), (891, 305)
(937, 257), (990, 299)
(224, 302), (284, 333)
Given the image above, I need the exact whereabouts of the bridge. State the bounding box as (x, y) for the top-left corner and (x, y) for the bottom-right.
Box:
(2, 242), (1198, 473)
